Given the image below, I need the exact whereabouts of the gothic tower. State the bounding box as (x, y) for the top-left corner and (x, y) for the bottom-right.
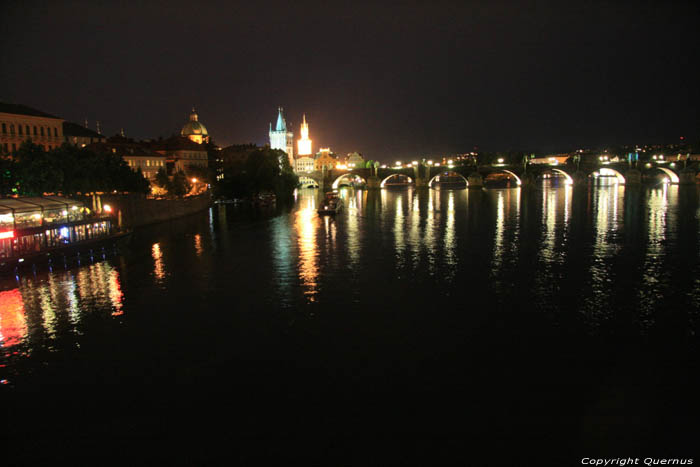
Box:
(297, 114), (312, 156)
(269, 107), (294, 164)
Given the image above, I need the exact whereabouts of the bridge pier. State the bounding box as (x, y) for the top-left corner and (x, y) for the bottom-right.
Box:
(520, 172), (537, 188)
(572, 171), (588, 186)
(680, 168), (698, 185)
(625, 169), (642, 185)
(415, 177), (428, 188)
(467, 173), (483, 189)
(367, 176), (381, 189)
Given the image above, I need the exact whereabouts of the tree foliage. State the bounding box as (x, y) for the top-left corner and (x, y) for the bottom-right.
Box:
(2, 141), (150, 197)
(214, 146), (298, 200)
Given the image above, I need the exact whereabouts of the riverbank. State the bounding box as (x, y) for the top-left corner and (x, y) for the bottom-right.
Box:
(101, 193), (212, 229)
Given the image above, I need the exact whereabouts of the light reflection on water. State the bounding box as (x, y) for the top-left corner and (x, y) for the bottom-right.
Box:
(0, 262), (124, 353)
(1, 184), (699, 377)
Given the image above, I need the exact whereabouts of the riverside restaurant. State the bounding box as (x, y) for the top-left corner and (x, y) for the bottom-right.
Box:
(0, 196), (113, 262)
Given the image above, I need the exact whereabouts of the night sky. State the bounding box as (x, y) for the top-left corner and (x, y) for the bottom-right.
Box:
(2, 1), (698, 161)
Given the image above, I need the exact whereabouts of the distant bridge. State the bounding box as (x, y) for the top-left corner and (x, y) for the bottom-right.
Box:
(298, 159), (698, 190)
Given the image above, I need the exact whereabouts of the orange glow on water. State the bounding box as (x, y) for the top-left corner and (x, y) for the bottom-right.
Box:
(0, 289), (27, 348)
(152, 243), (165, 281)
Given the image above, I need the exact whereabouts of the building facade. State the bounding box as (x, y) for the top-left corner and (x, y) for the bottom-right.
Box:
(89, 137), (166, 180)
(63, 121), (106, 147)
(314, 150), (336, 171)
(151, 136), (208, 174)
(347, 152), (365, 168)
(269, 107), (294, 165)
(297, 114), (312, 156)
(0, 102), (64, 154)
(294, 156), (315, 173)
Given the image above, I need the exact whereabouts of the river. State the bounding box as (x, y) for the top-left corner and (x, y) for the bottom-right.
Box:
(2, 183), (699, 463)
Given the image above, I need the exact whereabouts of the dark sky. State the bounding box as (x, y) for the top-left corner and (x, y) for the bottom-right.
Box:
(1, 0), (698, 161)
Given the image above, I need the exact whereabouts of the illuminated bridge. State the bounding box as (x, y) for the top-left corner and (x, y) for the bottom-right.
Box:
(298, 159), (697, 190)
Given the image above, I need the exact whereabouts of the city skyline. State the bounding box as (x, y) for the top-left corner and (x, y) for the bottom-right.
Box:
(2, 1), (699, 160)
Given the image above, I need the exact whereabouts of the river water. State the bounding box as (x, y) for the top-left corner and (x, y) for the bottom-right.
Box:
(2, 183), (700, 463)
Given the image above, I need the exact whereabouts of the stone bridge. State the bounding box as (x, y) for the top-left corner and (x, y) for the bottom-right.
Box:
(298, 160), (698, 190)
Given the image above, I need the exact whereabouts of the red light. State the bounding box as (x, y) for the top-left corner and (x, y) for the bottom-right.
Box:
(0, 231), (14, 239)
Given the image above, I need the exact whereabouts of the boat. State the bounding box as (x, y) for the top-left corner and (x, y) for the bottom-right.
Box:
(0, 196), (130, 274)
(317, 192), (343, 215)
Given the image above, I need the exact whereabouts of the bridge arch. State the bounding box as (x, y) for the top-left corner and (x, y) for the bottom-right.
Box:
(298, 176), (319, 188)
(591, 167), (626, 184)
(428, 171), (469, 189)
(648, 166), (680, 184)
(380, 173), (414, 188)
(536, 168), (573, 186)
(483, 169), (522, 187)
(332, 173), (367, 189)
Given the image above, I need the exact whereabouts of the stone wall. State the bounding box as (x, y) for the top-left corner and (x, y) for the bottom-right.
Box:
(100, 193), (212, 229)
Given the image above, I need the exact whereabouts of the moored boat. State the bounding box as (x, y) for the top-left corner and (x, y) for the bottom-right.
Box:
(0, 196), (129, 274)
(317, 192), (343, 215)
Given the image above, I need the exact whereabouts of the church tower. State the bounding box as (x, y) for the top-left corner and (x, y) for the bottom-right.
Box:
(297, 114), (312, 156)
(269, 107), (294, 164)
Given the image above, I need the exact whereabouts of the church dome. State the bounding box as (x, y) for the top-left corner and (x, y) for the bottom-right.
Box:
(181, 108), (208, 137)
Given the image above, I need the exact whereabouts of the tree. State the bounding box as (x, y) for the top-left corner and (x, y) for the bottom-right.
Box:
(214, 146), (298, 201)
(171, 170), (191, 198)
(13, 141), (64, 195)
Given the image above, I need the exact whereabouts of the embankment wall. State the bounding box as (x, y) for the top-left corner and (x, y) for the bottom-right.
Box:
(100, 194), (212, 229)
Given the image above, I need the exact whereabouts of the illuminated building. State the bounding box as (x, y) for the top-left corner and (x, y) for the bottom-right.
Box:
(314, 149), (336, 171)
(63, 121), (106, 147)
(180, 107), (209, 144)
(0, 102), (64, 154)
(347, 152), (364, 168)
(294, 156), (315, 173)
(297, 114), (312, 156)
(88, 137), (166, 180)
(150, 136), (208, 174)
(269, 107), (294, 164)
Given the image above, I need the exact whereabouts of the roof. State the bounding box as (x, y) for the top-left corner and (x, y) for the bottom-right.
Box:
(88, 140), (164, 158)
(181, 120), (208, 136)
(63, 121), (103, 138)
(274, 107), (286, 132)
(0, 196), (85, 213)
(0, 102), (62, 120)
(150, 135), (207, 152)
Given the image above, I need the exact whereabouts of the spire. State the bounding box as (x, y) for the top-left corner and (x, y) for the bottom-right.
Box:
(190, 106), (198, 122)
(302, 113), (307, 125)
(96, 121), (101, 134)
(84, 118), (88, 128)
(275, 107), (286, 132)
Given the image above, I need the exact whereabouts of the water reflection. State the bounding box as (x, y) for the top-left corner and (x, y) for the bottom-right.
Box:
(0, 289), (27, 348)
(295, 193), (319, 302)
(0, 261), (124, 355)
(152, 243), (165, 282)
(443, 191), (457, 279)
(639, 184), (677, 327)
(194, 234), (203, 256)
(491, 189), (521, 278)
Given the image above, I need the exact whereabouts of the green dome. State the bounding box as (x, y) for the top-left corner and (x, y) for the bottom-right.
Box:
(181, 120), (208, 136)
(181, 108), (208, 137)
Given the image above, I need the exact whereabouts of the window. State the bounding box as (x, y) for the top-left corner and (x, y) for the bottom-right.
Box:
(33, 126), (37, 135)
(18, 125), (22, 135)
(54, 128), (58, 137)
(1, 123), (5, 134)
(40, 127), (44, 136)
(10, 124), (14, 134)
(12, 143), (16, 152)
(26, 125), (30, 135)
